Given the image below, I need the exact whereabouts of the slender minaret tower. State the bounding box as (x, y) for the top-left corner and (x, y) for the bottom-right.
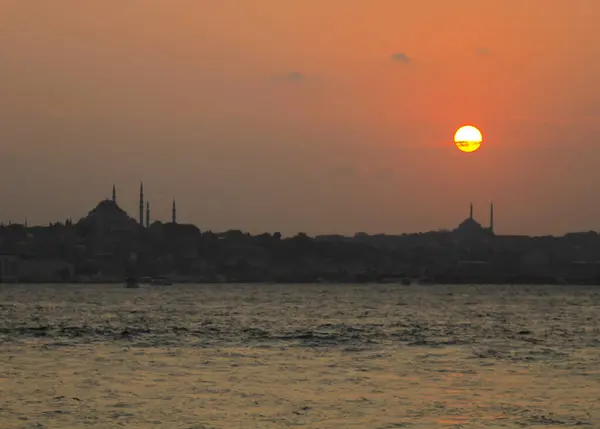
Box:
(489, 201), (494, 233)
(469, 203), (473, 219)
(172, 200), (177, 224)
(139, 182), (144, 226)
(146, 201), (150, 228)
(112, 185), (116, 203)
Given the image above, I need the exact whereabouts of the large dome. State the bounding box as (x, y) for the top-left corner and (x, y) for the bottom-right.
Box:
(78, 199), (140, 231)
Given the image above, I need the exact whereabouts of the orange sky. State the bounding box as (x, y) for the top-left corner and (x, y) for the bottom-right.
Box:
(1, 1), (600, 235)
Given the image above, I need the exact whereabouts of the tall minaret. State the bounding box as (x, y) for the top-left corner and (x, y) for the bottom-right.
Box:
(172, 200), (177, 224)
(489, 201), (494, 233)
(146, 201), (150, 228)
(469, 202), (473, 219)
(139, 182), (144, 226)
(112, 185), (116, 203)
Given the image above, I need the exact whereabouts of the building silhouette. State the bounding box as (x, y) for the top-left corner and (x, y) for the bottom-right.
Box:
(139, 182), (144, 226)
(146, 202), (150, 228)
(1, 183), (600, 285)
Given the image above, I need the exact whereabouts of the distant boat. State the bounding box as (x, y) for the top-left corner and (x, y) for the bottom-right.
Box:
(124, 253), (139, 288)
(150, 276), (172, 286)
(124, 276), (139, 288)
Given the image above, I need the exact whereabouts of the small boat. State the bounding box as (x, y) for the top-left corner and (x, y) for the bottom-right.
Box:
(150, 276), (173, 286)
(124, 276), (139, 288)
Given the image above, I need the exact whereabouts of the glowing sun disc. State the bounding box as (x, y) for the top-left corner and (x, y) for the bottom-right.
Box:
(454, 125), (483, 153)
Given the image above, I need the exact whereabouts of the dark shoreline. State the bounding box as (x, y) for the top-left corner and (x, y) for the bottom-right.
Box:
(2, 278), (598, 286)
(4, 195), (600, 286)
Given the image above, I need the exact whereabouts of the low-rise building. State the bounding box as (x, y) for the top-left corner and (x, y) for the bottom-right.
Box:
(18, 258), (74, 282)
(0, 254), (19, 282)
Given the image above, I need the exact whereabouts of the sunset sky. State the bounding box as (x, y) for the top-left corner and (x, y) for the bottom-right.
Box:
(2, 1), (600, 236)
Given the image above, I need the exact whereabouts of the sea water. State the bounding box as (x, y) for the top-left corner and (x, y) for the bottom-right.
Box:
(1, 283), (598, 428)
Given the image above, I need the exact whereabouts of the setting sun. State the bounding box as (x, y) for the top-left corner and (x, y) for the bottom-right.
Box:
(454, 125), (483, 153)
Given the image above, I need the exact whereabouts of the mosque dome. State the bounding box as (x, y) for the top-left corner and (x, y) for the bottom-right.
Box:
(77, 199), (139, 231)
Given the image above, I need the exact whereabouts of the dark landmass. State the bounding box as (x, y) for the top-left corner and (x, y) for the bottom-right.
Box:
(1, 197), (600, 285)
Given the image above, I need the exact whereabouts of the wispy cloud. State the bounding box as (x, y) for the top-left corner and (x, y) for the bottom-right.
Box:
(272, 71), (305, 82)
(329, 166), (357, 179)
(391, 52), (411, 64)
(476, 47), (491, 56)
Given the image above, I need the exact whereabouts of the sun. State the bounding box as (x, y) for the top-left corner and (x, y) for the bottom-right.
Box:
(454, 125), (483, 153)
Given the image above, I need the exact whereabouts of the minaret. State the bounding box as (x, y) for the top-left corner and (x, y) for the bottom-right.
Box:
(172, 200), (177, 224)
(139, 182), (144, 226)
(146, 201), (150, 228)
(469, 203), (473, 219)
(489, 201), (494, 233)
(112, 185), (116, 203)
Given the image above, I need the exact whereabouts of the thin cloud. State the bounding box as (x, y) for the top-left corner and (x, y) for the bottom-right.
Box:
(273, 71), (305, 82)
(371, 169), (393, 181)
(329, 166), (357, 179)
(391, 52), (411, 64)
(476, 47), (491, 56)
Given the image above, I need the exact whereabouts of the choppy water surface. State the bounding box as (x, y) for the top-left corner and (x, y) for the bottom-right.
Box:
(1, 283), (599, 428)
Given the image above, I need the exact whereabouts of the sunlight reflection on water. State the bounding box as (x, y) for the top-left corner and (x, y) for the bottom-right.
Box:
(0, 283), (599, 428)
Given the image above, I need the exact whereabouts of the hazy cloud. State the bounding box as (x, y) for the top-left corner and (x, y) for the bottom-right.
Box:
(329, 165), (357, 179)
(391, 52), (411, 64)
(273, 71), (305, 82)
(370, 169), (393, 181)
(476, 47), (491, 56)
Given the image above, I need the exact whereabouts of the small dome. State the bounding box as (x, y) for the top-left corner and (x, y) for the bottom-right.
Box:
(456, 217), (482, 231)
